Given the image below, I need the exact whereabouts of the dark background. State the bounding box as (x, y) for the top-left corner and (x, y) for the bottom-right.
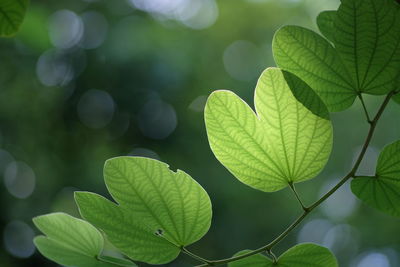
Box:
(1, 0), (399, 266)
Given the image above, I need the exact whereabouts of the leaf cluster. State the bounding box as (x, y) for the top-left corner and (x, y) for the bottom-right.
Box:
(26, 0), (400, 266)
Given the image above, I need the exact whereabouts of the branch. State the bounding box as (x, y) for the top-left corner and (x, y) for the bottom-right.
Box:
(188, 91), (395, 267)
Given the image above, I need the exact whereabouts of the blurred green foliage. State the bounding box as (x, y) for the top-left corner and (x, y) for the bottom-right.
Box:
(0, 0), (399, 266)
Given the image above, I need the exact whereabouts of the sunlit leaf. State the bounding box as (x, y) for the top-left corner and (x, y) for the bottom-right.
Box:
(205, 67), (332, 192)
(0, 0), (29, 36)
(33, 213), (136, 267)
(228, 243), (338, 267)
(273, 25), (357, 112)
(333, 0), (400, 95)
(351, 140), (400, 217)
(274, 0), (400, 110)
(75, 156), (212, 264)
(316, 10), (336, 42)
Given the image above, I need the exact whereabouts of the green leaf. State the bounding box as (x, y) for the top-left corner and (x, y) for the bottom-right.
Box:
(274, 0), (400, 111)
(205, 67), (333, 192)
(333, 0), (400, 95)
(75, 192), (179, 264)
(273, 25), (357, 112)
(316, 11), (336, 43)
(0, 0), (29, 37)
(98, 255), (138, 267)
(228, 243), (338, 267)
(75, 156), (212, 264)
(33, 212), (136, 267)
(351, 140), (400, 217)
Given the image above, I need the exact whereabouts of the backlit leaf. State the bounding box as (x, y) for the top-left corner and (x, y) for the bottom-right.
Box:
(33, 213), (136, 267)
(228, 243), (338, 267)
(0, 0), (29, 36)
(317, 11), (336, 43)
(75, 156), (212, 264)
(273, 25), (356, 112)
(205, 67), (333, 192)
(351, 140), (400, 216)
(333, 0), (400, 95)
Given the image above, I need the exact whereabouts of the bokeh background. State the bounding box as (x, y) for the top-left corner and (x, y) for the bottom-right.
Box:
(1, 0), (399, 266)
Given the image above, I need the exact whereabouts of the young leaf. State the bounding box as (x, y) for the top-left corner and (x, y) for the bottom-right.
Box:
(228, 243), (338, 267)
(351, 140), (400, 217)
(33, 212), (136, 267)
(273, 25), (357, 112)
(316, 11), (336, 43)
(205, 67), (332, 192)
(333, 0), (400, 95)
(0, 0), (29, 36)
(75, 156), (212, 264)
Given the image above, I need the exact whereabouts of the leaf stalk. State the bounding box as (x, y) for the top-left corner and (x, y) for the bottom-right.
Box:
(357, 93), (372, 124)
(288, 182), (307, 211)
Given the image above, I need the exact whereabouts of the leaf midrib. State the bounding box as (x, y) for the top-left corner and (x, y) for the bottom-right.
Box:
(211, 94), (288, 179)
(285, 27), (355, 90)
(269, 74), (293, 180)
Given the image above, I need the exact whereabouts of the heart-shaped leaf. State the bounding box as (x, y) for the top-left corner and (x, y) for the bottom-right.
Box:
(334, 0), (400, 95)
(205, 67), (333, 192)
(273, 25), (357, 112)
(228, 243), (338, 267)
(33, 212), (137, 267)
(316, 10), (336, 43)
(351, 140), (400, 216)
(0, 0), (29, 36)
(75, 156), (212, 264)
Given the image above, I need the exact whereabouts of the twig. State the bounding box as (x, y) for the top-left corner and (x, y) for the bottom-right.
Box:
(187, 91), (395, 267)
